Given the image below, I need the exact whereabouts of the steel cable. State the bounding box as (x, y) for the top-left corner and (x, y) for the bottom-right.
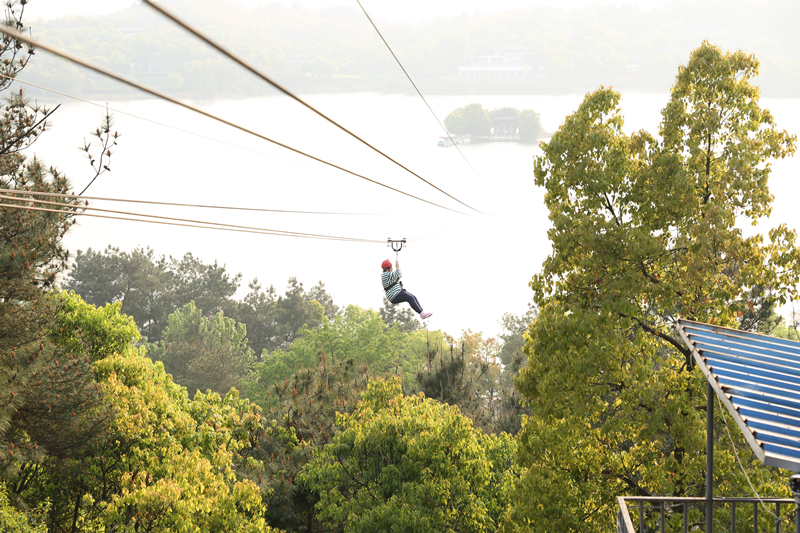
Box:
(354, 0), (488, 190)
(0, 75), (430, 216)
(0, 200), (384, 243)
(0, 73), (354, 182)
(141, 0), (487, 216)
(0, 194), (383, 242)
(0, 188), (420, 217)
(0, 25), (475, 217)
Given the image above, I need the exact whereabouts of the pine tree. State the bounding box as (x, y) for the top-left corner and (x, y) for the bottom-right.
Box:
(0, 0), (87, 473)
(235, 354), (372, 530)
(0, 5), (120, 528)
(149, 301), (254, 396)
(379, 296), (421, 333)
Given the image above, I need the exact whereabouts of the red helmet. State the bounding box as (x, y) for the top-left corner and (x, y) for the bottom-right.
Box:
(381, 259), (392, 269)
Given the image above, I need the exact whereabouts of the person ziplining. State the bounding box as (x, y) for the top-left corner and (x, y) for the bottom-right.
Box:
(381, 238), (432, 319)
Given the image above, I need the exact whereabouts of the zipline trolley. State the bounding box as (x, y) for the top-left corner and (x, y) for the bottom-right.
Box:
(387, 238), (407, 253)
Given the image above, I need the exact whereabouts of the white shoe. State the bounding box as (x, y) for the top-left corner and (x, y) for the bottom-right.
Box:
(420, 312), (433, 319)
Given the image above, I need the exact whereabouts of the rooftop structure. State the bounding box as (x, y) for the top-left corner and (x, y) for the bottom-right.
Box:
(459, 45), (536, 79)
(679, 320), (800, 471)
(618, 320), (800, 533)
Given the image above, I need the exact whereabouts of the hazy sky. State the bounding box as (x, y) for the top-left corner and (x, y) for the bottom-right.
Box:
(27, 0), (665, 22)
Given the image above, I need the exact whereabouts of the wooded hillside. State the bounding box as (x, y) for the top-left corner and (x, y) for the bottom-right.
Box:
(22, 0), (800, 98)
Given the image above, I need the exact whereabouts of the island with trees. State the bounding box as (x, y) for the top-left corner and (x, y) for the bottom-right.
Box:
(443, 103), (546, 143)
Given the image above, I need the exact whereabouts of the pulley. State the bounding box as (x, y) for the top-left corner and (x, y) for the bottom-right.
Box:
(387, 238), (406, 253)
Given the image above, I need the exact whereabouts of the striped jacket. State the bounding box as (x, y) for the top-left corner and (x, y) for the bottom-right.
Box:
(381, 270), (403, 301)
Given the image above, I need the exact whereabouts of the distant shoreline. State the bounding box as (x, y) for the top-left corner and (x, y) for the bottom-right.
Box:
(26, 80), (800, 103)
(22, 76), (800, 104)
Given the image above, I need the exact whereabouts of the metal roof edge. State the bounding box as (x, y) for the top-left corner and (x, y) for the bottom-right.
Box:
(681, 319), (800, 351)
(764, 453), (800, 472)
(676, 321), (767, 465)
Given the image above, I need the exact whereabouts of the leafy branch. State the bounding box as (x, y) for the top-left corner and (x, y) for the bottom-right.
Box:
(79, 109), (120, 195)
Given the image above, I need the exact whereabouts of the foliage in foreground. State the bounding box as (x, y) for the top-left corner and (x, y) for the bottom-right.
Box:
(299, 377), (519, 533)
(0, 480), (48, 532)
(1, 284), (532, 532)
(94, 353), (271, 532)
(3, 291), (276, 532)
(508, 42), (799, 533)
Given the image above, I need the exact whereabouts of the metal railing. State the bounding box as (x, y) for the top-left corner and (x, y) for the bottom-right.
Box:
(618, 496), (800, 533)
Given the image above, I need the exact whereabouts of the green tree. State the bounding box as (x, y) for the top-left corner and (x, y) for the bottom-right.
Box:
(162, 72), (185, 90)
(494, 305), (537, 434)
(149, 301), (255, 396)
(65, 247), (241, 343)
(233, 277), (280, 360)
(93, 353), (274, 533)
(168, 252), (241, 318)
(244, 355), (375, 530)
(65, 246), (174, 341)
(6, 290), (277, 532)
(379, 296), (421, 333)
(54, 290), (143, 362)
(0, 0), (96, 515)
(545, 55), (570, 78)
(412, 329), (518, 434)
(517, 109), (544, 143)
(0, 480), (47, 533)
(507, 43), (798, 532)
(497, 304), (536, 371)
(299, 377), (518, 533)
(444, 103), (491, 136)
(254, 304), (410, 390)
(229, 278), (338, 360)
(273, 277), (325, 349)
(303, 55), (338, 78)
(4, 292), (140, 532)
(490, 107), (520, 118)
(306, 280), (339, 319)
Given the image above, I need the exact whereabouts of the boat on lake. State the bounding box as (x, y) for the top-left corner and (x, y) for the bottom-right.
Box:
(437, 134), (471, 146)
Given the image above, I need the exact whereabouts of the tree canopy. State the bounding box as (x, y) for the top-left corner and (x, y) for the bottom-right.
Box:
(148, 301), (255, 396)
(299, 377), (518, 533)
(64, 247), (241, 343)
(65, 248), (337, 355)
(444, 103), (491, 136)
(508, 42), (799, 533)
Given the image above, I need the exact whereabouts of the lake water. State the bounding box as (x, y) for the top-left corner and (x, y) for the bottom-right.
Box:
(25, 90), (800, 338)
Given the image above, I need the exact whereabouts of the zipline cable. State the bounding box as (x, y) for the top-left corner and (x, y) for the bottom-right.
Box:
(3, 188), (445, 243)
(141, 0), (487, 217)
(0, 201), (384, 243)
(0, 194), (382, 242)
(0, 25), (475, 217)
(2, 202), (379, 242)
(0, 188), (422, 217)
(354, 0), (488, 190)
(0, 73), (356, 183)
(2, 75), (427, 216)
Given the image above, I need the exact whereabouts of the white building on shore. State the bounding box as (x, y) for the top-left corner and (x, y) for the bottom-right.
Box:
(458, 46), (535, 78)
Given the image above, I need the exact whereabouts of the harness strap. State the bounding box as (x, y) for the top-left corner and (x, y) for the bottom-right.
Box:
(383, 280), (403, 293)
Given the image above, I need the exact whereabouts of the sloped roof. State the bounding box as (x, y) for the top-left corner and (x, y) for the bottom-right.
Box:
(678, 319), (800, 471)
